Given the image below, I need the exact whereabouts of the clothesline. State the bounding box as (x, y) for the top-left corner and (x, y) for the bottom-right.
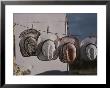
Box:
(13, 23), (80, 37)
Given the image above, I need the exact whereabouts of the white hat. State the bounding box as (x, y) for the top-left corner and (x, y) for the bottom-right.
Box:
(80, 36), (97, 61)
(37, 39), (57, 61)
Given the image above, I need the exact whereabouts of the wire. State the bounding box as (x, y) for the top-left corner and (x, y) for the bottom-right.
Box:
(13, 23), (81, 37)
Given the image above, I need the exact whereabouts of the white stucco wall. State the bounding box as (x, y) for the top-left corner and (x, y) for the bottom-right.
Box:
(14, 13), (67, 75)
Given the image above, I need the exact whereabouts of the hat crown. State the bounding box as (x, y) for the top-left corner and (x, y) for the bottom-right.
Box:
(42, 40), (56, 60)
(86, 44), (97, 60)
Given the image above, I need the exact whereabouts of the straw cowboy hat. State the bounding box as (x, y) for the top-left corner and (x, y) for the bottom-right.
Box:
(37, 32), (58, 61)
(19, 29), (41, 57)
(80, 36), (97, 61)
(58, 36), (79, 64)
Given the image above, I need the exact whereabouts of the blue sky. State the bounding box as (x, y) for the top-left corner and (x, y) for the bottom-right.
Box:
(67, 13), (97, 40)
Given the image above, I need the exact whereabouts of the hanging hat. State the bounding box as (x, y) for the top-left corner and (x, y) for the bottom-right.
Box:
(19, 29), (41, 57)
(37, 30), (59, 61)
(58, 36), (79, 64)
(37, 39), (57, 61)
(80, 36), (97, 61)
(59, 42), (76, 63)
(85, 43), (97, 61)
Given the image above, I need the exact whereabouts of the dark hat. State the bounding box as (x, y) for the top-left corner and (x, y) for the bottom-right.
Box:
(58, 36), (79, 63)
(19, 29), (41, 57)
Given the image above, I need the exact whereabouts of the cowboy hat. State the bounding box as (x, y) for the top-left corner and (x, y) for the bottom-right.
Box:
(59, 42), (76, 63)
(58, 36), (79, 64)
(19, 29), (41, 57)
(80, 36), (97, 61)
(37, 39), (58, 61)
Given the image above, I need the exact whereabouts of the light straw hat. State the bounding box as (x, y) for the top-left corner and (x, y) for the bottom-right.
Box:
(37, 39), (57, 61)
(37, 32), (58, 61)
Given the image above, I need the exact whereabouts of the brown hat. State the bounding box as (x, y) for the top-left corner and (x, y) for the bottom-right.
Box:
(59, 42), (76, 63)
(58, 36), (79, 64)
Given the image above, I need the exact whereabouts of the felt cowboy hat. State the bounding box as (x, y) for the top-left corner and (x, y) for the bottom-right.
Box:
(58, 36), (79, 64)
